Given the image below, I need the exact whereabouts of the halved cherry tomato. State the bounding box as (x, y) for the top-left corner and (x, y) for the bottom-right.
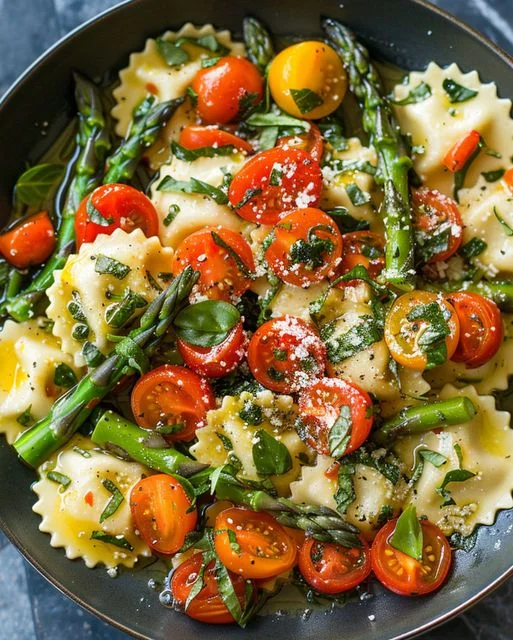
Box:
(299, 537), (371, 594)
(171, 552), (251, 624)
(384, 291), (460, 371)
(265, 208), (343, 287)
(247, 315), (326, 393)
(75, 184), (159, 248)
(0, 211), (55, 269)
(297, 377), (374, 456)
(412, 188), (463, 263)
(443, 130), (481, 173)
(191, 56), (264, 125)
(277, 123), (324, 163)
(177, 320), (246, 378)
(504, 167), (513, 193)
(371, 518), (451, 596)
(131, 365), (215, 441)
(228, 147), (323, 225)
(179, 125), (253, 154)
(445, 291), (503, 369)
(171, 227), (255, 302)
(214, 507), (297, 579)
(335, 231), (385, 283)
(130, 474), (197, 554)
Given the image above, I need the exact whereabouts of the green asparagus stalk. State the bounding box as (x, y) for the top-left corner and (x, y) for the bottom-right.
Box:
(13, 267), (198, 468)
(373, 396), (476, 446)
(243, 17), (275, 72)
(322, 18), (415, 290)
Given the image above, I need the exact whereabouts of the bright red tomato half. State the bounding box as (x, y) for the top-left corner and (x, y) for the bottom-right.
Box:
(179, 125), (253, 154)
(0, 211), (55, 269)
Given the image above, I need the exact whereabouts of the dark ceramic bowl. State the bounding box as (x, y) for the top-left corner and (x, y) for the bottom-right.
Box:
(1, 1), (512, 638)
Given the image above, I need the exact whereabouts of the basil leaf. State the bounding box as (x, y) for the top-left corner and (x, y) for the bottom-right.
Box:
(494, 207), (513, 236)
(406, 301), (450, 369)
(436, 468), (476, 506)
(156, 38), (190, 66)
(289, 224), (335, 270)
(216, 432), (234, 451)
(482, 168), (505, 182)
(211, 231), (254, 278)
(186, 86), (198, 107)
(53, 363), (78, 388)
(252, 429), (292, 476)
(334, 460), (356, 514)
(328, 159), (377, 176)
(239, 401), (263, 426)
(47, 471), (71, 488)
(443, 78), (478, 104)
(115, 336), (149, 374)
(344, 445), (401, 485)
(389, 505), (423, 561)
(391, 82), (432, 106)
(67, 290), (87, 322)
(345, 183), (371, 207)
(415, 225), (451, 264)
(105, 290), (147, 329)
(320, 316), (383, 363)
(324, 207), (370, 233)
(331, 264), (389, 299)
(17, 405), (34, 427)
(86, 197), (113, 226)
(420, 449), (447, 467)
(454, 137), (482, 202)
(174, 300), (240, 347)
(257, 125), (280, 151)
(185, 551), (213, 609)
(318, 121), (348, 151)
(146, 270), (163, 292)
(95, 254), (131, 280)
(90, 531), (134, 551)
(157, 175), (228, 205)
(328, 405), (352, 458)
(458, 237), (487, 259)
(232, 187), (262, 209)
(82, 341), (105, 368)
(99, 479), (125, 523)
(15, 163), (64, 206)
(171, 140), (237, 162)
(201, 56), (221, 68)
(163, 204), (180, 226)
(212, 554), (245, 624)
(290, 88), (324, 115)
(246, 108), (310, 131)
(237, 92), (260, 119)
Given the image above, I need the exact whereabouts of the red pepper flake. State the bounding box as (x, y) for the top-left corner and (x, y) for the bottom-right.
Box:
(85, 491), (94, 507)
(324, 461), (340, 480)
(145, 82), (159, 95)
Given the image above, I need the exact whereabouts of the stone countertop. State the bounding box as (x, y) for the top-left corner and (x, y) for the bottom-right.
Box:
(0, 1), (512, 638)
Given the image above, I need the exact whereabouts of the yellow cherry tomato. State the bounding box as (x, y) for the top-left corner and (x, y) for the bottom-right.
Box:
(268, 41), (347, 119)
(384, 291), (460, 371)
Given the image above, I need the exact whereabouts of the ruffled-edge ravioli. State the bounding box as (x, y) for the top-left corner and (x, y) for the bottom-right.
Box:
(112, 23), (245, 137)
(33, 435), (151, 568)
(394, 385), (513, 536)
(0, 319), (81, 444)
(392, 62), (513, 197)
(47, 228), (174, 367)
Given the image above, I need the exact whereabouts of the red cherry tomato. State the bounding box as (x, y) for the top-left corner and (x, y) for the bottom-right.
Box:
(75, 184), (159, 248)
(371, 518), (452, 596)
(443, 130), (481, 173)
(177, 320), (246, 378)
(298, 537), (371, 594)
(191, 56), (264, 125)
(228, 147), (323, 225)
(335, 231), (385, 283)
(0, 211), (55, 269)
(277, 123), (324, 163)
(445, 291), (503, 369)
(179, 125), (253, 154)
(297, 377), (374, 456)
(265, 208), (343, 287)
(504, 167), (513, 193)
(171, 227), (255, 302)
(247, 315), (326, 393)
(130, 365), (215, 441)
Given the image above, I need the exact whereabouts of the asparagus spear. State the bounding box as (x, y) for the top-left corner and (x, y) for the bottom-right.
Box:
(243, 17), (275, 72)
(373, 396), (476, 446)
(14, 267), (199, 468)
(322, 18), (415, 291)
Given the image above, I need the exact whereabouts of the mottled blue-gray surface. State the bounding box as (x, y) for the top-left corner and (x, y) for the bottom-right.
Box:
(1, 0), (513, 638)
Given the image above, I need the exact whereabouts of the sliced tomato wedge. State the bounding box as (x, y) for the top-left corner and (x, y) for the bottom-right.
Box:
(277, 123), (324, 163)
(443, 130), (481, 173)
(179, 125), (253, 154)
(129, 474), (197, 554)
(228, 147), (323, 225)
(130, 365), (215, 441)
(445, 291), (503, 368)
(247, 316), (326, 393)
(0, 211), (55, 269)
(335, 231), (385, 283)
(371, 518), (452, 596)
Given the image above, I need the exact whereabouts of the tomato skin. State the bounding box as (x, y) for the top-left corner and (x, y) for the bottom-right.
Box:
(335, 231), (385, 283)
(247, 316), (327, 393)
(277, 123), (324, 163)
(443, 130), (481, 172)
(412, 188), (463, 263)
(214, 508), (298, 579)
(445, 291), (503, 369)
(228, 147), (323, 225)
(130, 475), (197, 555)
(131, 365), (215, 442)
(265, 208), (343, 287)
(0, 211), (55, 269)
(298, 377), (374, 456)
(177, 321), (246, 378)
(504, 167), (513, 193)
(75, 184), (159, 248)
(191, 56), (264, 125)
(299, 537), (371, 594)
(371, 518), (452, 596)
(179, 125), (253, 154)
(171, 227), (255, 302)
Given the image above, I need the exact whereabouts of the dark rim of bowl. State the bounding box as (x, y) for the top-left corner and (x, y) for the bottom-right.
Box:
(0, 1), (512, 638)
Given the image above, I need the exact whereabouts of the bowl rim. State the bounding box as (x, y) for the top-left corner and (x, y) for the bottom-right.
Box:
(0, 1), (512, 638)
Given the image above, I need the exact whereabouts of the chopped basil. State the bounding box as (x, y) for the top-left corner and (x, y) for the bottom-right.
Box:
(82, 342), (105, 367)
(157, 175), (228, 205)
(72, 322), (89, 341)
(331, 264), (389, 299)
(290, 88), (324, 114)
(453, 137), (483, 202)
(377, 505), (395, 528)
(238, 91), (260, 119)
(186, 85), (198, 107)
(171, 141), (236, 162)
(257, 125), (279, 151)
(406, 301), (450, 369)
(269, 166), (283, 186)
(494, 207), (513, 236)
(443, 78), (478, 103)
(201, 56), (221, 68)
(86, 197), (113, 226)
(328, 405), (352, 458)
(324, 206), (370, 233)
(216, 432), (234, 451)
(257, 272), (282, 326)
(252, 429), (292, 476)
(72, 445), (91, 458)
(389, 505), (423, 561)
(114, 336), (149, 374)
(267, 367), (284, 382)
(16, 405), (33, 427)
(156, 422), (184, 435)
(105, 290), (147, 329)
(320, 316), (383, 363)
(246, 108), (310, 131)
(163, 204), (180, 226)
(344, 445), (401, 485)
(459, 237), (487, 259)
(415, 225), (451, 265)
(67, 290), (87, 322)
(391, 81), (432, 106)
(482, 168), (505, 182)
(436, 468), (476, 506)
(211, 231), (253, 278)
(328, 159), (377, 176)
(450, 529), (479, 552)
(232, 187), (262, 209)
(14, 163), (64, 207)
(156, 35), (229, 67)
(345, 183), (371, 207)
(239, 401), (263, 426)
(185, 551), (212, 610)
(47, 471), (71, 488)
(99, 479), (125, 523)
(410, 448), (447, 485)
(318, 120), (348, 151)
(90, 531), (134, 551)
(95, 254), (131, 280)
(289, 224), (335, 269)
(53, 363), (78, 388)
(145, 270), (163, 292)
(334, 460), (356, 514)
(174, 300), (240, 347)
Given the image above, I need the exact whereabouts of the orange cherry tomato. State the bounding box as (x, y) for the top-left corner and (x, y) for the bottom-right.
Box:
(214, 507), (297, 579)
(191, 56), (264, 125)
(130, 474), (197, 554)
(177, 320), (246, 378)
(371, 518), (452, 596)
(75, 184), (159, 248)
(228, 147), (323, 225)
(179, 125), (253, 154)
(247, 315), (326, 393)
(277, 123), (324, 163)
(412, 188), (463, 263)
(171, 552), (251, 624)
(445, 291), (503, 369)
(443, 130), (481, 173)
(130, 365), (215, 441)
(0, 211), (55, 269)
(504, 167), (513, 193)
(297, 377), (374, 457)
(265, 208), (343, 287)
(171, 227), (255, 302)
(384, 291), (460, 371)
(335, 231), (385, 283)
(298, 537), (371, 594)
